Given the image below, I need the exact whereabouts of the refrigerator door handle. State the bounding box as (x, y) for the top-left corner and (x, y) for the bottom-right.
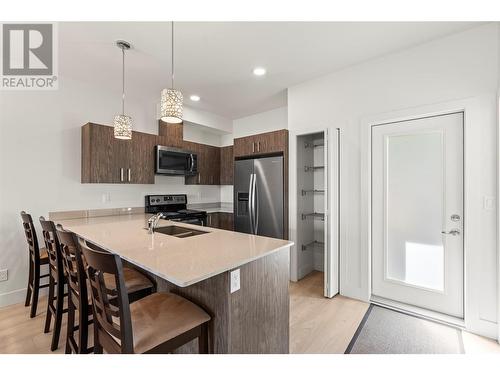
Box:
(248, 173), (254, 233)
(253, 173), (258, 234)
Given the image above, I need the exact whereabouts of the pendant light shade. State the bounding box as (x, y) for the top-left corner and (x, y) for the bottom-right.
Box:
(113, 114), (132, 139)
(160, 22), (183, 123)
(113, 40), (132, 140)
(160, 88), (183, 123)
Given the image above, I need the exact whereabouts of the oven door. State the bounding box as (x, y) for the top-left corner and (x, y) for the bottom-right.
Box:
(155, 146), (197, 176)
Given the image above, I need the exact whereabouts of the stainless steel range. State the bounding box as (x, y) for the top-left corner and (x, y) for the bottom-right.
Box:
(144, 194), (207, 226)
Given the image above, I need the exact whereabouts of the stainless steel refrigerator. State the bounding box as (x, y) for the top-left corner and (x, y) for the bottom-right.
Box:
(234, 156), (284, 239)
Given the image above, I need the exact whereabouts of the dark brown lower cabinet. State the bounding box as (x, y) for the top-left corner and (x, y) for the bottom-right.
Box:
(219, 212), (234, 231)
(207, 212), (219, 228)
(207, 212), (233, 231)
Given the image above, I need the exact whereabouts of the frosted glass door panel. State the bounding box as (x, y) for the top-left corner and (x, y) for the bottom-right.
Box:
(385, 133), (444, 291)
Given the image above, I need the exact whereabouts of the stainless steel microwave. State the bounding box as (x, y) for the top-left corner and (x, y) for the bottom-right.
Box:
(155, 146), (198, 176)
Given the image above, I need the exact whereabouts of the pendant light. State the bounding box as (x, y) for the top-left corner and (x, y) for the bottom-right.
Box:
(113, 40), (132, 140)
(160, 21), (183, 123)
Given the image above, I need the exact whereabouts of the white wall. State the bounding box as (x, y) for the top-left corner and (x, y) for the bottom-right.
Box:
(183, 121), (228, 147)
(288, 23), (499, 338)
(183, 106), (233, 134)
(0, 58), (229, 307)
(232, 106), (288, 139)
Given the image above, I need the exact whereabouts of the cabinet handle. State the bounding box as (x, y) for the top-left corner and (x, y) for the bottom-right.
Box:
(257, 141), (260, 152)
(198, 174), (201, 184)
(120, 168), (124, 182)
(128, 168), (131, 182)
(252, 142), (255, 153)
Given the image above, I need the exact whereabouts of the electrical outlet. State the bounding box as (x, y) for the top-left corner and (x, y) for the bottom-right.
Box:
(0, 269), (8, 282)
(230, 269), (240, 293)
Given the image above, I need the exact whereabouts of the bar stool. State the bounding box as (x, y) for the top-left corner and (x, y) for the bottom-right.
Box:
(55, 227), (93, 353)
(39, 217), (68, 351)
(78, 237), (211, 354)
(21, 211), (50, 318)
(56, 225), (156, 354)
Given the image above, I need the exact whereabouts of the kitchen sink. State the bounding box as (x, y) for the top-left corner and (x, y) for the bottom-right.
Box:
(154, 225), (208, 238)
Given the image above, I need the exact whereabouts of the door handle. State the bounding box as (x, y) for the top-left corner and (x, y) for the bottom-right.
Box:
(441, 229), (461, 236)
(252, 142), (255, 153)
(248, 174), (254, 233)
(188, 154), (194, 172)
(120, 168), (124, 182)
(128, 168), (131, 182)
(253, 173), (258, 233)
(257, 141), (260, 152)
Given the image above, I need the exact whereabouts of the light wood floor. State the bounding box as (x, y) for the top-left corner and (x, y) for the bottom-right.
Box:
(290, 271), (369, 353)
(0, 297), (68, 354)
(1, 270), (499, 354)
(289, 271), (500, 354)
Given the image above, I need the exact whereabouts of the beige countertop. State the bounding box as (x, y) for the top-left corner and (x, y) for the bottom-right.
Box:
(55, 214), (293, 288)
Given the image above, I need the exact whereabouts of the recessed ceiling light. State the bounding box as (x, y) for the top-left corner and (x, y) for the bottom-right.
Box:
(253, 67), (266, 76)
(190, 95), (200, 102)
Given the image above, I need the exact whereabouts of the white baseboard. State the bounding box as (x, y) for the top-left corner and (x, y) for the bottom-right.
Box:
(0, 287), (48, 308)
(0, 288), (27, 308)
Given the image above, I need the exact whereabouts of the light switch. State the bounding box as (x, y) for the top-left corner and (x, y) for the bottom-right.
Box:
(230, 269), (240, 293)
(483, 196), (495, 211)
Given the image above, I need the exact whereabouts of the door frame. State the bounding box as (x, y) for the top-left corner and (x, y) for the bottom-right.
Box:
(370, 112), (465, 320)
(289, 126), (340, 298)
(361, 97), (496, 337)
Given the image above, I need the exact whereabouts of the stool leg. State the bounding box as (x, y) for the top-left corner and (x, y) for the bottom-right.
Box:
(25, 258), (33, 307)
(44, 273), (55, 332)
(30, 264), (40, 318)
(66, 298), (75, 354)
(198, 323), (209, 354)
(50, 278), (65, 351)
(93, 320), (103, 354)
(78, 302), (89, 354)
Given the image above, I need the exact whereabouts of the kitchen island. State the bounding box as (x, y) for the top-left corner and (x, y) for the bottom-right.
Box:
(53, 213), (293, 354)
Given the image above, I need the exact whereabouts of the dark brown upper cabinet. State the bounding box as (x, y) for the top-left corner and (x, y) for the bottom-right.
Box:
(184, 142), (221, 185)
(220, 145), (234, 185)
(81, 123), (156, 184)
(82, 123), (286, 186)
(158, 120), (183, 148)
(234, 129), (288, 158)
(128, 131), (157, 184)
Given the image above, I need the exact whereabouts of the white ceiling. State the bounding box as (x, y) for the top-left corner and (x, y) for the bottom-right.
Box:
(59, 22), (482, 120)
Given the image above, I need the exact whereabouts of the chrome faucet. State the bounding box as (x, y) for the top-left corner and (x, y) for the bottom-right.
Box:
(147, 213), (165, 234)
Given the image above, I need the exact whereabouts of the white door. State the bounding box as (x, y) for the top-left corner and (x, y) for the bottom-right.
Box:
(371, 112), (464, 318)
(324, 128), (340, 298)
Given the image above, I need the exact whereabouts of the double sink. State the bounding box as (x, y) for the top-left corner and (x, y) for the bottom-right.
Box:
(153, 225), (208, 238)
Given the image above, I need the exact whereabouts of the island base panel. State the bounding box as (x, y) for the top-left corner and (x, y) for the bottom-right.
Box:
(127, 248), (290, 354)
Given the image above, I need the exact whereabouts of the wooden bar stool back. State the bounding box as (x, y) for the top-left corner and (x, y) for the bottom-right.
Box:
(39, 217), (68, 351)
(56, 226), (93, 354)
(20, 211), (49, 318)
(79, 238), (211, 354)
